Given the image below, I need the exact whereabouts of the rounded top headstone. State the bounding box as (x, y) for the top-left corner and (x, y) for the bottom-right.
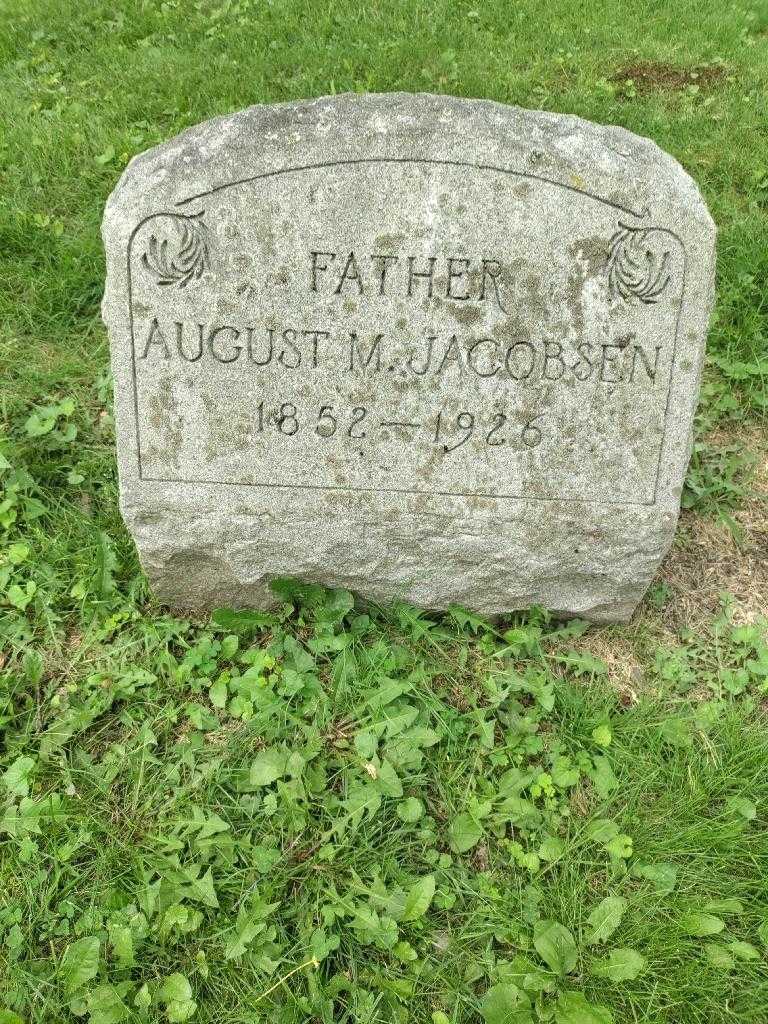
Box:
(102, 93), (715, 621)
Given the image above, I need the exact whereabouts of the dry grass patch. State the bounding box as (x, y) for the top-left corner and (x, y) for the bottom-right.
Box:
(661, 429), (767, 631)
(611, 60), (728, 94)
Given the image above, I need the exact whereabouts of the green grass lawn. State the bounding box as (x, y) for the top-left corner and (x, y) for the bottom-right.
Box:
(1, 1), (767, 1022)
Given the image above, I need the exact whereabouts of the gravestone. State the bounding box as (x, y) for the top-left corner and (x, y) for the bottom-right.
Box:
(101, 93), (715, 621)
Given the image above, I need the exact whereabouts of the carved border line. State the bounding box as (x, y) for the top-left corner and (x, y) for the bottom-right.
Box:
(175, 156), (649, 217)
(126, 158), (688, 507)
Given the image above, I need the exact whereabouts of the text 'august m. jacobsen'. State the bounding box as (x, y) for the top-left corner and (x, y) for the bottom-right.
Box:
(138, 246), (662, 386)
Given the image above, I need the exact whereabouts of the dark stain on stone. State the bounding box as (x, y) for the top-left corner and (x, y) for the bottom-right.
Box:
(449, 304), (484, 326)
(148, 381), (183, 469)
(572, 236), (609, 277)
(504, 271), (547, 330)
(565, 235), (610, 335)
(375, 232), (406, 249)
(492, 314), (531, 344)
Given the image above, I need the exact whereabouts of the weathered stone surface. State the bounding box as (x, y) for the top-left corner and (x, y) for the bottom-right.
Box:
(101, 92), (715, 621)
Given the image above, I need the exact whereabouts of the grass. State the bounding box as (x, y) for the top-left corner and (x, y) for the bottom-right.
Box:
(0, 1), (767, 1022)
(2, 594), (768, 1023)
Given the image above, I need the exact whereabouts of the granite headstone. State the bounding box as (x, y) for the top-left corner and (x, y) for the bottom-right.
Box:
(101, 93), (715, 621)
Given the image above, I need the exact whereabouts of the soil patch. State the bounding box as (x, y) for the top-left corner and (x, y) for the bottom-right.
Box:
(611, 61), (728, 94)
(660, 426), (768, 631)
